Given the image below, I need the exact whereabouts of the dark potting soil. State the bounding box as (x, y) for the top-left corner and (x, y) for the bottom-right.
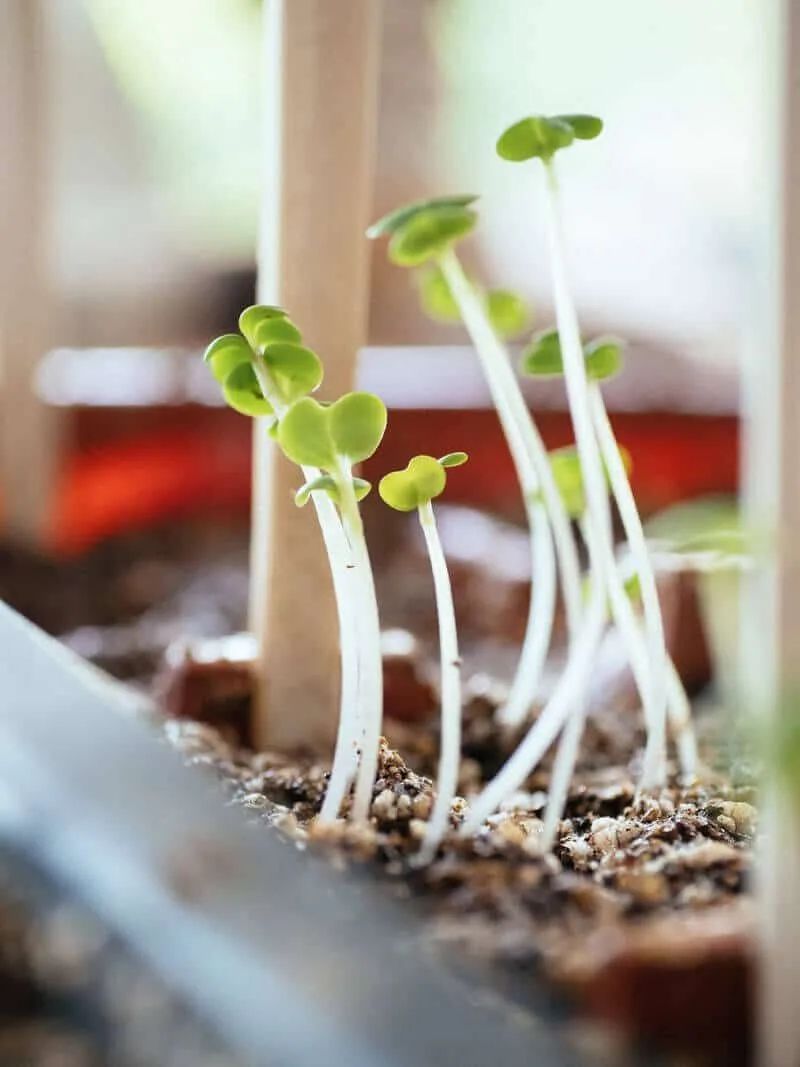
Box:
(0, 524), (754, 1062)
(161, 681), (757, 1065)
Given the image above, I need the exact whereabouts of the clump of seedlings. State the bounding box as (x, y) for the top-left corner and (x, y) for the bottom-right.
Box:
(203, 110), (703, 856)
(369, 112), (699, 841)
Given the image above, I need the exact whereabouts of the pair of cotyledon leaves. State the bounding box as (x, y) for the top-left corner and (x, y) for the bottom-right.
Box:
(367, 113), (602, 268)
(204, 307), (389, 502)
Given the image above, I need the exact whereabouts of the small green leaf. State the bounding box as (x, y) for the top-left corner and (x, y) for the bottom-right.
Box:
(496, 116), (574, 163)
(439, 451), (469, 468)
(239, 304), (288, 347)
(294, 474), (372, 508)
(277, 397), (337, 469)
(388, 207), (477, 267)
(549, 444), (633, 517)
(222, 362), (275, 418)
(417, 265), (462, 323)
(521, 329), (623, 381)
(585, 337), (623, 381)
(203, 334), (252, 384)
(521, 328), (564, 377)
(555, 114), (604, 141)
(353, 477), (372, 502)
(367, 195), (479, 239)
(295, 474), (339, 507)
(262, 342), (323, 403)
(486, 289), (531, 339)
(253, 317), (302, 350)
(549, 447), (587, 518)
(276, 392), (387, 470)
(379, 455), (448, 512)
(624, 573), (642, 602)
(328, 391), (388, 464)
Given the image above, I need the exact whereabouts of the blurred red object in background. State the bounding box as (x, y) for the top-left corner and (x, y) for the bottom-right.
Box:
(3, 345), (738, 557)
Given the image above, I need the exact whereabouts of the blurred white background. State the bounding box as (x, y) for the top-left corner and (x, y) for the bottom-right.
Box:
(46, 0), (765, 367)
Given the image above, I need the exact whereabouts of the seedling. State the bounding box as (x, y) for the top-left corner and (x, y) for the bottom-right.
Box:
(379, 451), (468, 860)
(204, 308), (387, 823)
(368, 197), (584, 733)
(495, 113), (690, 792)
(523, 326), (697, 786)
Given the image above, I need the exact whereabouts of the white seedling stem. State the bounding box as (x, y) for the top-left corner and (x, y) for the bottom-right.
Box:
(539, 517), (598, 848)
(317, 550), (361, 821)
(616, 550), (699, 782)
(461, 576), (608, 834)
(335, 460), (384, 822)
(591, 385), (676, 782)
(416, 500), (462, 863)
(439, 249), (583, 726)
(542, 162), (667, 787)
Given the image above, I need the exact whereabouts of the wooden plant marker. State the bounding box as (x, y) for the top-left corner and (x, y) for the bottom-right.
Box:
(744, 2), (800, 1063)
(251, 0), (381, 752)
(0, 0), (59, 545)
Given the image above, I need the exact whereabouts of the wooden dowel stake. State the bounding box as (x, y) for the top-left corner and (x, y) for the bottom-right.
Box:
(0, 0), (59, 545)
(251, 0), (381, 753)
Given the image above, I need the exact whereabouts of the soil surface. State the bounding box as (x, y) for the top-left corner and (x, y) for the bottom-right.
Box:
(161, 677), (757, 1064)
(0, 525), (754, 1063)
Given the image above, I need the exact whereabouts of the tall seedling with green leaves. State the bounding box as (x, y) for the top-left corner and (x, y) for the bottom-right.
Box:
(380, 451), (468, 861)
(368, 199), (584, 730)
(496, 115), (696, 788)
(204, 307), (387, 823)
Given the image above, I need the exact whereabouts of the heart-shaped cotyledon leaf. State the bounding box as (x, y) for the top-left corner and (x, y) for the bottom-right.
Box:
(222, 361), (275, 418)
(485, 288), (531, 339)
(367, 194), (479, 240)
(554, 114), (604, 141)
(379, 452), (468, 512)
(261, 342), (323, 405)
(521, 329), (623, 381)
(203, 333), (252, 384)
(546, 444), (633, 518)
(295, 474), (372, 507)
(520, 328), (564, 377)
(416, 264), (462, 324)
(496, 113), (603, 163)
(252, 316), (303, 350)
(388, 206), (478, 268)
(277, 392), (388, 470)
(238, 304), (289, 348)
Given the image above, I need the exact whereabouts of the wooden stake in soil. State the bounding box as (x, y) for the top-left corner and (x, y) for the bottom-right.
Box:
(743, 2), (800, 1064)
(0, 1), (59, 545)
(251, 0), (380, 752)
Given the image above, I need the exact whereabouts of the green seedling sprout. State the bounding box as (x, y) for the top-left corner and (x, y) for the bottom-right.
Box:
(379, 451), (468, 861)
(279, 392), (388, 822)
(523, 326), (698, 787)
(368, 196), (584, 734)
(495, 114), (688, 792)
(204, 308), (387, 825)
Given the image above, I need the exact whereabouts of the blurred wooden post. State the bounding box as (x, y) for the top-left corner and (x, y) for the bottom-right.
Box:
(0, 0), (59, 544)
(250, 0), (380, 752)
(743, 2), (800, 1064)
